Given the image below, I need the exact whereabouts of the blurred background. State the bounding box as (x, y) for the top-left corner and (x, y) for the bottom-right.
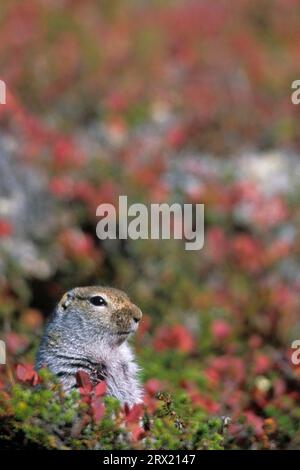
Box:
(1, 0), (300, 449)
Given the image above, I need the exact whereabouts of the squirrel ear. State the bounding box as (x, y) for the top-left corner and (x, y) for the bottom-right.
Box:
(58, 291), (74, 312)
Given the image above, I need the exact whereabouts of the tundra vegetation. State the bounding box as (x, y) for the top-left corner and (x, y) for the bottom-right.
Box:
(0, 0), (300, 450)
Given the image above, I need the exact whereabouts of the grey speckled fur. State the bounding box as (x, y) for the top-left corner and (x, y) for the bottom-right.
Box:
(36, 286), (143, 407)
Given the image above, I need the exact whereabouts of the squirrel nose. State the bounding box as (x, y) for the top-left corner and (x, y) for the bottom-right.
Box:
(132, 305), (142, 323)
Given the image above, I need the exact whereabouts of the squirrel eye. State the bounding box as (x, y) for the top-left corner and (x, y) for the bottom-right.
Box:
(89, 295), (107, 307)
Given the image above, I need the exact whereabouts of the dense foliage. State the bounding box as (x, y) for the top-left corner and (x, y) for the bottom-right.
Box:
(0, 0), (300, 450)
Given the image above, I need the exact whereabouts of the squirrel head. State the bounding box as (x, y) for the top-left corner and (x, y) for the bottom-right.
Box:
(56, 286), (143, 346)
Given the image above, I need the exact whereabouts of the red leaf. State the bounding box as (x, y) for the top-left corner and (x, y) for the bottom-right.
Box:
(244, 411), (264, 437)
(212, 320), (232, 341)
(145, 378), (163, 397)
(76, 370), (92, 394)
(0, 219), (13, 237)
(166, 125), (186, 148)
(32, 372), (39, 386)
(124, 403), (130, 415)
(154, 325), (195, 353)
(131, 425), (146, 442)
(16, 365), (27, 382)
(95, 381), (107, 397)
(91, 396), (105, 422)
(16, 364), (39, 385)
(125, 404), (144, 424)
(80, 395), (91, 405)
(6, 332), (29, 354)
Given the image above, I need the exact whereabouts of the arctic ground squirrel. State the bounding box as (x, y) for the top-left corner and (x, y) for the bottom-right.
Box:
(36, 286), (143, 406)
